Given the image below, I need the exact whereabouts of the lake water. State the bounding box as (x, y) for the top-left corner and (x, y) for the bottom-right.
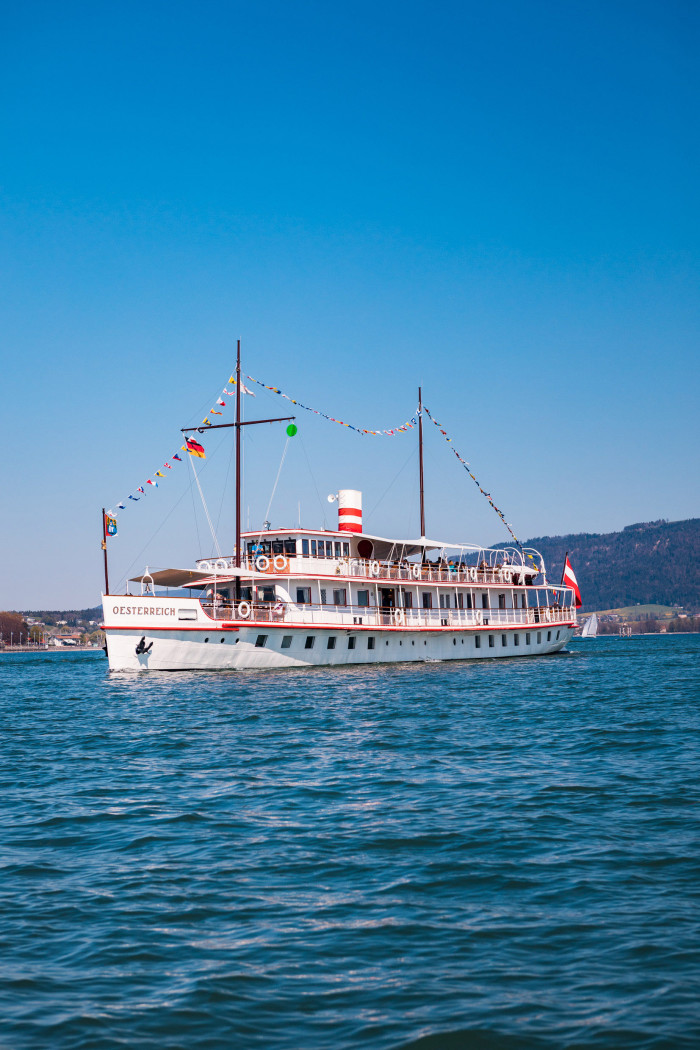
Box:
(1, 636), (699, 1049)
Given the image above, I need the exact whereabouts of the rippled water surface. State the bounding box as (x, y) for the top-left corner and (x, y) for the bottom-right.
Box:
(1, 636), (699, 1049)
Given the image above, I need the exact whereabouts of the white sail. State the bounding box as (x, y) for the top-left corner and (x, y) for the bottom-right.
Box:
(581, 613), (598, 638)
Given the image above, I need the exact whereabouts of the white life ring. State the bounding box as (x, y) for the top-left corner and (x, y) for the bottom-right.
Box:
(393, 608), (405, 625)
(199, 561), (212, 572)
(475, 610), (483, 625)
(502, 567), (512, 583)
(412, 563), (421, 579)
(255, 555), (270, 572)
(214, 558), (228, 572)
(369, 560), (380, 577)
(237, 600), (251, 619)
(273, 554), (288, 572)
(469, 566), (477, 582)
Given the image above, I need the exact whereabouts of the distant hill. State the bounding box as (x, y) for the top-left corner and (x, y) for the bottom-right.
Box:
(507, 518), (700, 612)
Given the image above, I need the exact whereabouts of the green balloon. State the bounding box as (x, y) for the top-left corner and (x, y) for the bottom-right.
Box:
(286, 424), (298, 437)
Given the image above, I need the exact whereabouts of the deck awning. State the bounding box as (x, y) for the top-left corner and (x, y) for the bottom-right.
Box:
(356, 534), (485, 559)
(129, 566), (272, 587)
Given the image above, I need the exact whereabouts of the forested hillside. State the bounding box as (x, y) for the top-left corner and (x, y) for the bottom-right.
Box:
(511, 519), (700, 612)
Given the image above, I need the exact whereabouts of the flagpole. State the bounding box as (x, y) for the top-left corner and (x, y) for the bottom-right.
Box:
(561, 551), (568, 587)
(235, 339), (242, 602)
(418, 386), (425, 538)
(101, 507), (110, 595)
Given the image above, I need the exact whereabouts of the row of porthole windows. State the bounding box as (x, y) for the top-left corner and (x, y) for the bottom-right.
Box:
(252, 629), (562, 650)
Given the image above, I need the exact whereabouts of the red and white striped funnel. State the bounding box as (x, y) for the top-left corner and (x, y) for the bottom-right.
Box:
(338, 489), (362, 533)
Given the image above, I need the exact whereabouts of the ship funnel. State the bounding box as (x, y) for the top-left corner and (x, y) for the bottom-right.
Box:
(338, 489), (362, 533)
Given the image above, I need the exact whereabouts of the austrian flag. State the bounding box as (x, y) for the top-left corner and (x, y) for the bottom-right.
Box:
(561, 556), (582, 608)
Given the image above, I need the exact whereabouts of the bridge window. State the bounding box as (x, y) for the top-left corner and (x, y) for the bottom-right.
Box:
(326, 541), (334, 557)
(302, 539), (309, 556)
(334, 542), (342, 557)
(343, 542), (350, 556)
(284, 540), (297, 555)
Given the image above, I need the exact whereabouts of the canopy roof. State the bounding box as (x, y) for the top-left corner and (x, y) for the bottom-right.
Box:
(129, 566), (272, 588)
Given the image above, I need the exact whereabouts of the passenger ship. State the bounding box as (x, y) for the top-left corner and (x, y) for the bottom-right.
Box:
(101, 349), (577, 671)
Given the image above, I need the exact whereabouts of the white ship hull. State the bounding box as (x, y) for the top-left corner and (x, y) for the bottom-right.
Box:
(102, 597), (574, 671)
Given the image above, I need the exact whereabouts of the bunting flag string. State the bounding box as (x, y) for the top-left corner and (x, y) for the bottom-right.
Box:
(108, 369), (420, 519)
(422, 406), (538, 567)
(243, 374), (419, 436)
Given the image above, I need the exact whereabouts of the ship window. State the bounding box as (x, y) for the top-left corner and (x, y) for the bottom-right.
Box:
(501, 634), (507, 646)
(526, 633), (531, 644)
(439, 594), (449, 609)
(333, 588), (347, 606)
(343, 542), (350, 557)
(466, 594), (472, 609)
(326, 541), (333, 557)
(489, 635), (495, 647)
(403, 592), (413, 609)
(284, 540), (297, 555)
(499, 594), (506, 610)
(348, 636), (356, 649)
(537, 631), (542, 643)
(320, 589), (327, 605)
(281, 635), (292, 648)
(556, 630), (560, 640)
(311, 540), (318, 557)
(514, 634), (520, 646)
(457, 593), (463, 609)
(475, 636), (481, 648)
(334, 542), (341, 557)
(422, 593), (433, 609)
(327, 637), (336, 649)
(547, 631), (552, 641)
(357, 590), (370, 607)
(261, 587), (275, 602)
(255, 635), (267, 647)
(305, 636), (315, 649)
(367, 637), (375, 650)
(296, 587), (311, 604)
(302, 539), (309, 556)
(453, 638), (456, 645)
(482, 594), (489, 609)
(271, 540), (284, 554)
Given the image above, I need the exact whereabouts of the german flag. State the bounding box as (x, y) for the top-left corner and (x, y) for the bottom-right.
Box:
(182, 437), (206, 459)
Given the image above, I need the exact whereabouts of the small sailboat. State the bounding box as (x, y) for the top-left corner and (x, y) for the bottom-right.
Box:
(580, 613), (598, 638)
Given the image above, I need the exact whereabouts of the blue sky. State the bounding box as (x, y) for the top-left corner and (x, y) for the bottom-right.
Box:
(1, 0), (698, 608)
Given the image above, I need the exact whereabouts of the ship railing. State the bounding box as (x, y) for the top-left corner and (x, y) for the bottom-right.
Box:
(248, 557), (539, 585)
(200, 601), (575, 628)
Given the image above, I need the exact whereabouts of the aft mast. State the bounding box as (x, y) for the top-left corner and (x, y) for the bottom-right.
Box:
(418, 386), (426, 538)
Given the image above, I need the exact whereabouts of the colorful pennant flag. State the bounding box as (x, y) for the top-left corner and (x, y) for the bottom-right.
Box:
(183, 437), (206, 459)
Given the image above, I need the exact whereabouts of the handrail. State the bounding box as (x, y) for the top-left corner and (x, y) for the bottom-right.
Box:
(199, 600), (575, 628)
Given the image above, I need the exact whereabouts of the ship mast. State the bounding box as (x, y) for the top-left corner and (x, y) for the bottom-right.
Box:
(418, 386), (426, 538)
(181, 341), (295, 602)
